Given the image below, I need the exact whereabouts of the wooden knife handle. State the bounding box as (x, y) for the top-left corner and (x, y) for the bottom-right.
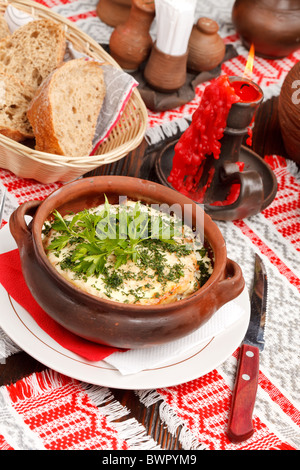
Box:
(227, 343), (259, 443)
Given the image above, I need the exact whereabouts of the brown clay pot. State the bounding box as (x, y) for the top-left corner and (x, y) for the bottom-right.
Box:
(9, 176), (245, 350)
(96, 0), (132, 28)
(278, 61), (300, 164)
(232, 0), (300, 58)
(109, 0), (155, 71)
(187, 17), (226, 72)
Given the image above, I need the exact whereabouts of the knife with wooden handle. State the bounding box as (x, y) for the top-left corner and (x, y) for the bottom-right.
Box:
(227, 254), (267, 443)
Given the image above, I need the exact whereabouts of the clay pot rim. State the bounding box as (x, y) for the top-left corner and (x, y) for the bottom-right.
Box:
(30, 176), (228, 312)
(254, 0), (300, 11)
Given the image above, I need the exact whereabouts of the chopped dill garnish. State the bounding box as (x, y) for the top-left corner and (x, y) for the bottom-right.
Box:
(45, 196), (185, 278)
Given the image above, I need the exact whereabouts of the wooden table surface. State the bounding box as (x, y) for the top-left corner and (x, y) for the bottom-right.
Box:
(0, 95), (292, 450)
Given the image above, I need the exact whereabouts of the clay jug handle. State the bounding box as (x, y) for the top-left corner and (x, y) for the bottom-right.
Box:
(9, 200), (42, 248)
(215, 258), (245, 307)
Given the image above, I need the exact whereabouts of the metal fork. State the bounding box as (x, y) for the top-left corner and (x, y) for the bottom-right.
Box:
(0, 187), (7, 227)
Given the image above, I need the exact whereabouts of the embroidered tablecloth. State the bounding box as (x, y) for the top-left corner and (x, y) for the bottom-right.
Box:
(0, 0), (299, 451)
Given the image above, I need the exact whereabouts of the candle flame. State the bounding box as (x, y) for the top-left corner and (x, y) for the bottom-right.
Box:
(243, 44), (255, 80)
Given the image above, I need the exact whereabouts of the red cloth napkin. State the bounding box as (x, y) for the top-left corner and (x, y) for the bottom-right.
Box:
(0, 249), (121, 361)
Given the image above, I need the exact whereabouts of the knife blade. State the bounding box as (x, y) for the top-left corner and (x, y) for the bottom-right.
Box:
(227, 253), (267, 443)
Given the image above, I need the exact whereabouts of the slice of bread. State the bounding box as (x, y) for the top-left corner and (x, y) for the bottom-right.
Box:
(0, 16), (10, 40)
(0, 19), (66, 94)
(0, 72), (34, 141)
(27, 58), (106, 157)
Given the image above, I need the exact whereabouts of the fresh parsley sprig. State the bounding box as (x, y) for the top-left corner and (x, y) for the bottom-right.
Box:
(46, 196), (181, 276)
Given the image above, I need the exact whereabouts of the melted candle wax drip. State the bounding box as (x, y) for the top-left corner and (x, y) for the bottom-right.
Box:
(168, 75), (262, 205)
(168, 75), (240, 203)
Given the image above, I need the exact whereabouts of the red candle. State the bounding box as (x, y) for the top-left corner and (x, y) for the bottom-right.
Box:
(231, 80), (262, 102)
(168, 75), (240, 203)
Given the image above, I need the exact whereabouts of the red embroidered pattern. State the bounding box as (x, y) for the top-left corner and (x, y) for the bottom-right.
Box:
(157, 370), (295, 450)
(0, 0), (299, 451)
(5, 373), (129, 450)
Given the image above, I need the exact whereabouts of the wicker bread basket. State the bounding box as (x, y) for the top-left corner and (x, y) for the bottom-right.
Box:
(0, 0), (148, 183)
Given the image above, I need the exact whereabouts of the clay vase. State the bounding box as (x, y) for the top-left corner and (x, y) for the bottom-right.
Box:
(96, 0), (132, 28)
(109, 0), (155, 71)
(187, 17), (226, 72)
(278, 61), (300, 164)
(232, 0), (300, 58)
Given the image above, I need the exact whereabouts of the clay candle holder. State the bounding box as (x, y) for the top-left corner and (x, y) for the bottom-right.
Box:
(156, 73), (278, 220)
(202, 76), (264, 216)
(144, 43), (188, 93)
(157, 75), (272, 221)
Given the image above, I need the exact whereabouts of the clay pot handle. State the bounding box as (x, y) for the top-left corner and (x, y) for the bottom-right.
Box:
(206, 162), (264, 220)
(9, 200), (42, 248)
(215, 258), (245, 307)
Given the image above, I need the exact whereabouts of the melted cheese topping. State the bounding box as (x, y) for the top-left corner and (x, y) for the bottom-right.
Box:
(43, 201), (213, 305)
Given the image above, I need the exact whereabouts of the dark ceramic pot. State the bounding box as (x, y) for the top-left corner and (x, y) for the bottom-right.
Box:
(232, 0), (300, 58)
(278, 61), (300, 164)
(9, 176), (245, 349)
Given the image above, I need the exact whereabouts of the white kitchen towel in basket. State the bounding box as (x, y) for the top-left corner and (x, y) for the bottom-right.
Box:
(104, 295), (247, 375)
(4, 5), (138, 153)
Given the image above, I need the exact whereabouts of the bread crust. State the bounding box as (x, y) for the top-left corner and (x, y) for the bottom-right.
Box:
(27, 59), (106, 157)
(27, 72), (62, 154)
(0, 128), (30, 142)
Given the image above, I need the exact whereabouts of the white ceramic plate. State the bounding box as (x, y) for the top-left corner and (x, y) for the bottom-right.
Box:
(0, 221), (250, 390)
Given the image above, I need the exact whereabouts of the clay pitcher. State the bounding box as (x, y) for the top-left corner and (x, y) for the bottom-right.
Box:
(232, 0), (300, 58)
(109, 0), (155, 71)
